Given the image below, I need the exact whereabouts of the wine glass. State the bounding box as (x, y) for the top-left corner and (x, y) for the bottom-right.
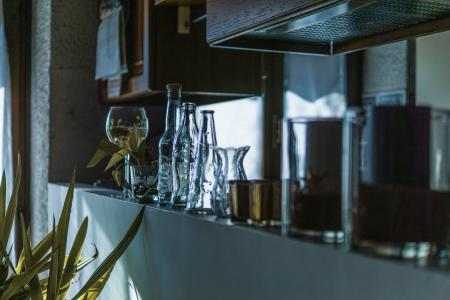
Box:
(106, 107), (149, 198)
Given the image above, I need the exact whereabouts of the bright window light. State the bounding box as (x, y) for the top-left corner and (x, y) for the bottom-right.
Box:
(197, 97), (264, 180)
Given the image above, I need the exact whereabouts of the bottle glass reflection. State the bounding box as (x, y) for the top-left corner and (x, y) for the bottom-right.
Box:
(187, 110), (217, 214)
(171, 102), (198, 208)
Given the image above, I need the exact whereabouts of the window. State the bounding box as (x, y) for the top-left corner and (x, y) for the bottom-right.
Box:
(282, 54), (348, 179)
(197, 97), (264, 180)
(284, 53), (346, 118)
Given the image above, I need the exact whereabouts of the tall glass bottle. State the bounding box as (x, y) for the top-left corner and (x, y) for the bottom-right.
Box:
(157, 83), (182, 205)
(187, 110), (218, 214)
(171, 102), (198, 208)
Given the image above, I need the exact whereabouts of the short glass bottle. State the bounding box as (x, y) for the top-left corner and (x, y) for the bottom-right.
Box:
(171, 102), (198, 208)
(187, 110), (218, 214)
(157, 83), (182, 205)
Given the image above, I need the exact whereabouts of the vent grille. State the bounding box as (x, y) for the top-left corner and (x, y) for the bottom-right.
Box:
(248, 0), (450, 44)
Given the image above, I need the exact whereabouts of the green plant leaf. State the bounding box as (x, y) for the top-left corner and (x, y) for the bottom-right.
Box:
(87, 149), (108, 169)
(17, 229), (55, 274)
(58, 217), (88, 300)
(105, 149), (131, 171)
(0, 153), (21, 244)
(75, 247), (99, 273)
(0, 263), (8, 286)
(0, 250), (53, 300)
(48, 171), (76, 300)
(0, 239), (17, 275)
(78, 267), (114, 300)
(0, 171), (6, 230)
(87, 140), (120, 168)
(71, 208), (145, 300)
(97, 140), (120, 154)
(20, 214), (43, 300)
(111, 168), (124, 188)
(47, 216), (58, 300)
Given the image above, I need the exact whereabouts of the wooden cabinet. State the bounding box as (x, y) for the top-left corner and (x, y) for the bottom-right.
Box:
(206, 0), (450, 55)
(100, 0), (262, 103)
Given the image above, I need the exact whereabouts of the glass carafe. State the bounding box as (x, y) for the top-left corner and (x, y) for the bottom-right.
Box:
(211, 146), (250, 217)
(187, 110), (218, 214)
(343, 106), (450, 259)
(171, 102), (198, 208)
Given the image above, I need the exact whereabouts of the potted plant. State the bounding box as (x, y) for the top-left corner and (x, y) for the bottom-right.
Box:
(0, 155), (144, 299)
(88, 127), (158, 202)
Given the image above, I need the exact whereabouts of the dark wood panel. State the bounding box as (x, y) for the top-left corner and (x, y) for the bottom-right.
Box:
(346, 51), (363, 106)
(262, 53), (283, 179)
(123, 0), (151, 94)
(154, 6), (262, 97)
(102, 1), (262, 103)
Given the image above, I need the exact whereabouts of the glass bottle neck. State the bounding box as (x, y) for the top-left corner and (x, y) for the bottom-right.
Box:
(167, 90), (181, 102)
(165, 100), (180, 131)
(200, 112), (215, 130)
(199, 111), (217, 146)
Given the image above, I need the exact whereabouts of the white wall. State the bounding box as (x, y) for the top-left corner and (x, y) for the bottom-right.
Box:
(417, 31), (450, 109)
(30, 0), (107, 242)
(364, 41), (410, 95)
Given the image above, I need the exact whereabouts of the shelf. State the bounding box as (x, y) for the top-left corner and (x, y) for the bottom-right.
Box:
(49, 183), (450, 300)
(100, 88), (257, 105)
(155, 0), (205, 6)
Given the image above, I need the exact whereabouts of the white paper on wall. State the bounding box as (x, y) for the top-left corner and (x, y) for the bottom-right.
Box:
(95, 6), (127, 80)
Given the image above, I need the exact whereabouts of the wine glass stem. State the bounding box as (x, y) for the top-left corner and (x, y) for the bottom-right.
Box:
(124, 154), (132, 199)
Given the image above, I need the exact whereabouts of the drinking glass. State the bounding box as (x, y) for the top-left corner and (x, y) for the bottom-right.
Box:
(283, 118), (344, 243)
(106, 107), (149, 198)
(248, 180), (282, 227)
(343, 106), (450, 259)
(130, 164), (158, 203)
(229, 180), (251, 221)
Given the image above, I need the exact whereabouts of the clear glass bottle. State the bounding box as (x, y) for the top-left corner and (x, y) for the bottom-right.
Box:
(157, 83), (182, 205)
(187, 110), (218, 214)
(171, 102), (198, 208)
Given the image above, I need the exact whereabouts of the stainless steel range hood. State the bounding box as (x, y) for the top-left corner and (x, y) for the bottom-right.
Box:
(207, 0), (450, 55)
